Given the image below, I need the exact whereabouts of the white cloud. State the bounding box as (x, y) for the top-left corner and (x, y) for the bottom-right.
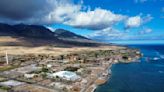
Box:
(0, 0), (126, 30)
(64, 8), (126, 30)
(88, 27), (129, 40)
(46, 26), (56, 31)
(88, 27), (154, 41)
(143, 14), (153, 23)
(125, 14), (152, 29)
(0, 0), (152, 31)
(125, 16), (142, 28)
(46, 0), (82, 23)
(139, 28), (152, 34)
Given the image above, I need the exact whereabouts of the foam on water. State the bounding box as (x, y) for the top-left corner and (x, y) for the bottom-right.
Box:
(153, 57), (160, 61)
(155, 51), (164, 59)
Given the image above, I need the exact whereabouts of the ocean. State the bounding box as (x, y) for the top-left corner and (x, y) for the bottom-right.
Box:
(95, 44), (164, 92)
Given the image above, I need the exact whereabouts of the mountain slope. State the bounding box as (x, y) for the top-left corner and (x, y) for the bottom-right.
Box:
(13, 24), (55, 38)
(0, 23), (103, 47)
(0, 23), (17, 36)
(54, 29), (89, 40)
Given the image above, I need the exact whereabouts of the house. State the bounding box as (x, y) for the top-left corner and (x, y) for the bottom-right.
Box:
(47, 64), (52, 68)
(24, 74), (37, 79)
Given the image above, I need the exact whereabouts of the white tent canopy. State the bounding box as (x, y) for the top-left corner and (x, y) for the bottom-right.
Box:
(52, 71), (80, 81)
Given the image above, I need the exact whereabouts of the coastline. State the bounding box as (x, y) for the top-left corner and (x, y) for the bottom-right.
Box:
(0, 45), (141, 92)
(92, 57), (141, 92)
(88, 63), (112, 92)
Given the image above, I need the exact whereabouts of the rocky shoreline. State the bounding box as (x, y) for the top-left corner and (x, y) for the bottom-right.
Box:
(92, 54), (142, 92)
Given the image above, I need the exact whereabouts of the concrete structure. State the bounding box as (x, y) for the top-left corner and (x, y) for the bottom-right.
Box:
(0, 80), (25, 87)
(14, 64), (41, 74)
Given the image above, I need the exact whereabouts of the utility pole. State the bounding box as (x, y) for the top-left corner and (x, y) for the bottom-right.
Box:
(6, 51), (9, 65)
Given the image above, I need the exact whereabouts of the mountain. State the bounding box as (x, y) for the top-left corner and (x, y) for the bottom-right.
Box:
(13, 24), (55, 38)
(54, 29), (90, 41)
(0, 23), (103, 47)
(0, 23), (16, 36)
(54, 29), (88, 39)
(0, 23), (55, 39)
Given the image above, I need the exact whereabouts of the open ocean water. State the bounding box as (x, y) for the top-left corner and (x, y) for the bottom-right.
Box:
(95, 44), (164, 92)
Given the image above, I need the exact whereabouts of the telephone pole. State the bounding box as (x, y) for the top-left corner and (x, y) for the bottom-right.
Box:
(6, 51), (9, 65)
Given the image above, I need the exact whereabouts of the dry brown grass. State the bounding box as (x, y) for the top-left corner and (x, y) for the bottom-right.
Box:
(0, 36), (124, 56)
(0, 46), (124, 56)
(13, 84), (57, 92)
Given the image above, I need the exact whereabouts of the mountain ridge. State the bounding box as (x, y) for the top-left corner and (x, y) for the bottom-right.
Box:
(0, 23), (105, 47)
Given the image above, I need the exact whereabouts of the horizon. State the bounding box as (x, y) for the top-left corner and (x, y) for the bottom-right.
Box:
(0, 0), (163, 44)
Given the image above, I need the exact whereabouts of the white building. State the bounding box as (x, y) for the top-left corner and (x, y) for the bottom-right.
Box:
(24, 74), (37, 79)
(47, 64), (52, 68)
(51, 71), (80, 81)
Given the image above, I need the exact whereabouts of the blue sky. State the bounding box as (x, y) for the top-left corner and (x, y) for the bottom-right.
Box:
(46, 0), (164, 44)
(0, 0), (163, 44)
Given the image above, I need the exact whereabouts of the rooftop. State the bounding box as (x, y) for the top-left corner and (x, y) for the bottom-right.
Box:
(52, 71), (80, 81)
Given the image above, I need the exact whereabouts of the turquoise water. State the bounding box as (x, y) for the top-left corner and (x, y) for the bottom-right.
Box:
(95, 45), (164, 92)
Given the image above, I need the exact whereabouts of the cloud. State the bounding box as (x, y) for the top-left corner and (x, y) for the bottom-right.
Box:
(125, 14), (152, 29)
(0, 0), (125, 30)
(46, 26), (56, 32)
(88, 27), (155, 41)
(64, 8), (126, 30)
(0, 0), (50, 20)
(0, 0), (151, 30)
(125, 16), (142, 28)
(0, 0), (82, 25)
(87, 27), (129, 40)
(143, 14), (153, 23)
(139, 28), (152, 34)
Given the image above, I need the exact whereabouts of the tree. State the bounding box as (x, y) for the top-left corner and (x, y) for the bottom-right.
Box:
(60, 55), (64, 60)
(42, 67), (49, 72)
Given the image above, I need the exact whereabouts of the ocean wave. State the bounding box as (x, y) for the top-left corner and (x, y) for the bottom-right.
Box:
(155, 51), (164, 59)
(160, 55), (164, 59)
(153, 57), (160, 61)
